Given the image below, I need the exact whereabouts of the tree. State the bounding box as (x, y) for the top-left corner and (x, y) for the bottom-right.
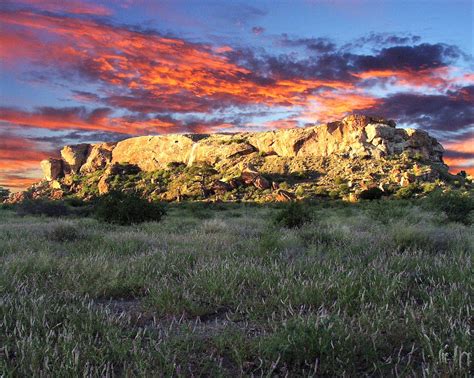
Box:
(0, 187), (10, 202)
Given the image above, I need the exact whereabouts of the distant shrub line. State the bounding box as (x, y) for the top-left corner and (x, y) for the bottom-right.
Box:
(5, 188), (473, 226)
(12, 192), (168, 226)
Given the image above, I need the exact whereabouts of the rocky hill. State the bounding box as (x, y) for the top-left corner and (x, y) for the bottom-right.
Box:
(19, 114), (468, 202)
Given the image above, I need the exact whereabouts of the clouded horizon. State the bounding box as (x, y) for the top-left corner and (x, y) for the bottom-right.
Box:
(1, 0), (473, 191)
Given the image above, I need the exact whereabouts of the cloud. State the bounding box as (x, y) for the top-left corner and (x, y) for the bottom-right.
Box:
(351, 43), (463, 72)
(277, 35), (336, 53)
(1, 3), (473, 188)
(0, 8), (355, 114)
(252, 26), (265, 35)
(443, 136), (474, 175)
(367, 85), (474, 134)
(347, 32), (422, 49)
(0, 134), (53, 191)
(2, 0), (112, 16)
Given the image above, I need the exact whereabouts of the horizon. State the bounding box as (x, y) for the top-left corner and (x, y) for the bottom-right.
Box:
(1, 0), (473, 191)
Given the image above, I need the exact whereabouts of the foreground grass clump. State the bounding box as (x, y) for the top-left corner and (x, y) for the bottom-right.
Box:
(1, 199), (472, 376)
(94, 191), (167, 225)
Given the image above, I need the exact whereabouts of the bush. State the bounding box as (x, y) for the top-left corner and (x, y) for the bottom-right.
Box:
(422, 182), (437, 194)
(95, 191), (167, 225)
(0, 187), (10, 202)
(64, 197), (87, 207)
(359, 187), (384, 200)
(394, 183), (422, 199)
(334, 177), (346, 185)
(273, 202), (311, 228)
(47, 224), (80, 242)
(313, 186), (328, 197)
(426, 190), (474, 224)
(328, 190), (341, 199)
(16, 199), (70, 217)
(295, 186), (305, 197)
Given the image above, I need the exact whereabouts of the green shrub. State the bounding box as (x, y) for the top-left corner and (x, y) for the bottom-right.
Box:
(273, 202), (311, 228)
(394, 183), (422, 199)
(64, 197), (87, 207)
(16, 199), (70, 217)
(295, 186), (305, 197)
(0, 186), (10, 202)
(359, 187), (384, 200)
(426, 190), (474, 224)
(328, 190), (341, 199)
(338, 183), (350, 195)
(422, 182), (437, 194)
(95, 191), (167, 225)
(334, 177), (346, 185)
(313, 186), (328, 197)
(412, 152), (424, 161)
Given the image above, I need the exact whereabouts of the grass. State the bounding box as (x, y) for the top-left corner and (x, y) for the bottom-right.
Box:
(1, 200), (472, 376)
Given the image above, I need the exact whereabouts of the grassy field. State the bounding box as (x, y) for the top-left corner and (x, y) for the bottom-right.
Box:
(1, 200), (472, 376)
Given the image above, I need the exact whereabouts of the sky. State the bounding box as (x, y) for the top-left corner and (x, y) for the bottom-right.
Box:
(0, 0), (473, 191)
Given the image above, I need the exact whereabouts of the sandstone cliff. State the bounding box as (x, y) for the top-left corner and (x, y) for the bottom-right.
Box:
(28, 114), (461, 202)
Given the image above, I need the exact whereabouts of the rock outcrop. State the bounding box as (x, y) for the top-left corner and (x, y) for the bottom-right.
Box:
(41, 158), (63, 181)
(61, 144), (90, 174)
(30, 114), (461, 202)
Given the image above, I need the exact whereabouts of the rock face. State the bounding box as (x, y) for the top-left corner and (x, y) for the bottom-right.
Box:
(61, 144), (90, 174)
(40, 158), (63, 181)
(112, 135), (203, 171)
(80, 142), (116, 173)
(30, 114), (458, 202)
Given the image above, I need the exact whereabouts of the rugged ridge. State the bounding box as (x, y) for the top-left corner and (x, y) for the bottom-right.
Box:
(24, 114), (461, 202)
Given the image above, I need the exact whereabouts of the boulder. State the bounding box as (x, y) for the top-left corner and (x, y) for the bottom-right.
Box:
(187, 136), (256, 166)
(227, 178), (242, 189)
(400, 172), (416, 187)
(211, 180), (231, 194)
(28, 114), (452, 202)
(41, 158), (63, 181)
(112, 134), (201, 171)
(80, 142), (115, 173)
(254, 176), (270, 190)
(98, 173), (111, 195)
(61, 144), (90, 174)
(275, 190), (295, 202)
(240, 164), (270, 189)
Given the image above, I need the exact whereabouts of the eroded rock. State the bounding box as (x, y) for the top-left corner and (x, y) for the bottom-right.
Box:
(61, 144), (90, 174)
(31, 114), (455, 202)
(41, 158), (63, 181)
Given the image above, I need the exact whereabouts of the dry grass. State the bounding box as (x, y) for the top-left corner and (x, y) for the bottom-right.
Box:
(0, 200), (472, 376)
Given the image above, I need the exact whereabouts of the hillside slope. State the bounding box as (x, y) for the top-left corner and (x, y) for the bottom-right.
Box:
(19, 114), (468, 202)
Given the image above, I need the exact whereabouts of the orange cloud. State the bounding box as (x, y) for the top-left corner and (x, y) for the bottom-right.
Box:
(0, 174), (41, 191)
(352, 67), (452, 89)
(262, 119), (300, 130)
(0, 9), (353, 113)
(443, 137), (474, 175)
(301, 90), (379, 123)
(0, 136), (53, 191)
(12, 0), (112, 16)
(0, 107), (185, 135)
